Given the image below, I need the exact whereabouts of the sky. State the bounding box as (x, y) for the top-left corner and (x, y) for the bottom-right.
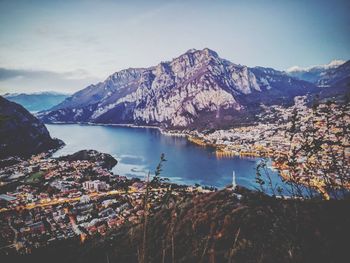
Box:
(0, 0), (349, 94)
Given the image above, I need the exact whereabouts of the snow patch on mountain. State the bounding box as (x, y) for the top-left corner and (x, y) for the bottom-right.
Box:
(287, 60), (346, 73)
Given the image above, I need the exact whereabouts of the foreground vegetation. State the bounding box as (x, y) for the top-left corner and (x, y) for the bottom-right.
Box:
(2, 186), (349, 263)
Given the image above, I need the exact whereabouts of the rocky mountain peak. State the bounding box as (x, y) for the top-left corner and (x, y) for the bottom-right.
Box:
(109, 68), (143, 84)
(174, 48), (219, 67)
(185, 48), (218, 57)
(41, 48), (318, 129)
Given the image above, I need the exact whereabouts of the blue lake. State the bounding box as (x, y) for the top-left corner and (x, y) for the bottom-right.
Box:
(47, 124), (284, 191)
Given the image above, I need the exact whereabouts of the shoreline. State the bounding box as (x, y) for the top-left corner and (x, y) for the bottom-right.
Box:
(185, 135), (340, 199)
(46, 121), (190, 137)
(47, 122), (273, 157)
(45, 121), (338, 198)
(46, 121), (275, 158)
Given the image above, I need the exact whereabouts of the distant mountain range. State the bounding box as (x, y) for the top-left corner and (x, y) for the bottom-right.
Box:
(286, 60), (350, 86)
(3, 92), (69, 112)
(287, 60), (350, 100)
(37, 49), (349, 129)
(286, 60), (346, 84)
(0, 96), (63, 159)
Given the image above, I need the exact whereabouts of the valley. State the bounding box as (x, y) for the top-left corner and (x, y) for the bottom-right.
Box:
(0, 41), (349, 263)
(1, 1), (350, 262)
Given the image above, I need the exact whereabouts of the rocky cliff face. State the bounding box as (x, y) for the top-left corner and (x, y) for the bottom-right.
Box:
(0, 96), (63, 159)
(41, 48), (316, 129)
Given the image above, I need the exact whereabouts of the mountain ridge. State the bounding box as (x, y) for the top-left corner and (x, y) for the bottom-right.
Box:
(40, 48), (319, 129)
(287, 59), (346, 73)
(286, 59), (349, 86)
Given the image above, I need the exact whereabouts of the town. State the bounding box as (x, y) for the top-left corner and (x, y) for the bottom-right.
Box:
(0, 97), (348, 256)
(166, 96), (350, 199)
(0, 150), (209, 255)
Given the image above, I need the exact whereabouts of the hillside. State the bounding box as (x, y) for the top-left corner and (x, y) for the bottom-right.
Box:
(87, 189), (350, 263)
(57, 149), (118, 170)
(0, 96), (63, 159)
(3, 188), (349, 263)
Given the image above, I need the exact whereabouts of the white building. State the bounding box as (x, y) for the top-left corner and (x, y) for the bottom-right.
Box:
(82, 180), (108, 192)
(80, 195), (91, 203)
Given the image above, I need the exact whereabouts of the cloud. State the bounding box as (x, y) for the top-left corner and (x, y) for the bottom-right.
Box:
(0, 68), (93, 81)
(0, 68), (59, 80)
(0, 67), (101, 94)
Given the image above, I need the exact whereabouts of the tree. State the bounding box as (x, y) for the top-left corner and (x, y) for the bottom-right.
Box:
(258, 99), (350, 200)
(151, 153), (169, 187)
(140, 153), (168, 263)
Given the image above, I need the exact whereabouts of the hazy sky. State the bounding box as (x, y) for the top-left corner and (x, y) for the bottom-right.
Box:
(0, 0), (349, 94)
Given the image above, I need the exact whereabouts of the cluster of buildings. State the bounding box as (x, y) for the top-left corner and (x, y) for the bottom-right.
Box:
(0, 96), (347, 255)
(184, 97), (350, 197)
(0, 152), (196, 255)
(82, 180), (109, 192)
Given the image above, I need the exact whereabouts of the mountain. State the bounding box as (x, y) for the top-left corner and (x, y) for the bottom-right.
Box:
(3, 92), (69, 112)
(287, 60), (350, 100)
(0, 96), (63, 159)
(316, 60), (350, 87)
(40, 48), (317, 129)
(286, 60), (350, 86)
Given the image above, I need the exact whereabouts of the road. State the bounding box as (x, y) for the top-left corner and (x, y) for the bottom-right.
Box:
(0, 188), (167, 213)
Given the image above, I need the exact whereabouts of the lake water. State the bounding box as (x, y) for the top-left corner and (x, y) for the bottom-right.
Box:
(47, 124), (284, 191)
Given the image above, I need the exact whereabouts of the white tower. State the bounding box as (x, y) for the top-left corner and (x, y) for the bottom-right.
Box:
(232, 170), (237, 190)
